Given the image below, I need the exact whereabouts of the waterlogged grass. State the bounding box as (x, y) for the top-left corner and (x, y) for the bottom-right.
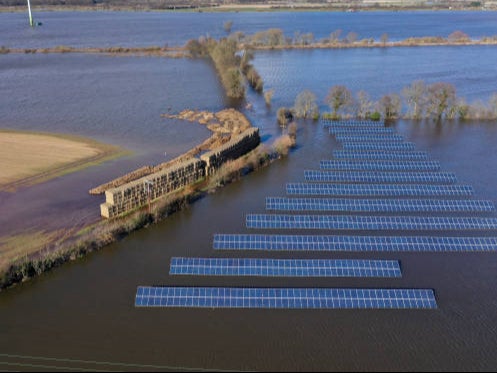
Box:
(0, 230), (59, 270)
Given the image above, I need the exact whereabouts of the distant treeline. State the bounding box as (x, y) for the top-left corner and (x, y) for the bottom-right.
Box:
(0, 0), (219, 8)
(227, 28), (497, 49)
(285, 81), (497, 124)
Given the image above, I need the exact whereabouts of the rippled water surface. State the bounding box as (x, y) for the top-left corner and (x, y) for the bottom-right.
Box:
(1, 10), (497, 48)
(1, 11), (497, 371)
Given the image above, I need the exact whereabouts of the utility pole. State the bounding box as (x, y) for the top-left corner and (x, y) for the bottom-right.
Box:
(27, 0), (34, 27)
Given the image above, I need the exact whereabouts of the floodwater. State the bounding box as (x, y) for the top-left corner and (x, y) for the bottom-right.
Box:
(1, 10), (497, 371)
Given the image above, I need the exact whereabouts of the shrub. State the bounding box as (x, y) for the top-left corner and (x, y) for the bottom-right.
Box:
(370, 111), (381, 121)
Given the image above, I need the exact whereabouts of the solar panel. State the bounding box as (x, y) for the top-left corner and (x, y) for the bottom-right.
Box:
(329, 127), (395, 135)
(169, 257), (401, 277)
(335, 134), (404, 142)
(320, 160), (440, 171)
(305, 170), (457, 184)
(135, 287), (437, 309)
(342, 142), (416, 151)
(286, 183), (474, 197)
(246, 214), (497, 230)
(322, 120), (385, 127)
(213, 234), (497, 252)
(333, 150), (428, 161)
(265, 197), (494, 213)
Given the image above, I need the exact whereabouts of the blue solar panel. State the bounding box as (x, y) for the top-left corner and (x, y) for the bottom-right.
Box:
(135, 287), (437, 309)
(329, 127), (395, 135)
(342, 143), (416, 151)
(246, 214), (497, 230)
(213, 234), (497, 252)
(265, 197), (494, 213)
(169, 257), (401, 277)
(320, 160), (440, 171)
(305, 170), (457, 184)
(322, 120), (385, 127)
(333, 150), (428, 161)
(335, 134), (404, 142)
(286, 183), (474, 197)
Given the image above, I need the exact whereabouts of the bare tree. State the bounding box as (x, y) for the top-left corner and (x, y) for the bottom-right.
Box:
(294, 90), (319, 119)
(329, 29), (342, 44)
(426, 82), (456, 121)
(380, 33), (389, 46)
(448, 30), (470, 43)
(325, 85), (353, 118)
(356, 90), (373, 119)
(377, 94), (401, 120)
(264, 89), (274, 106)
(345, 31), (358, 44)
(277, 107), (293, 126)
(402, 80), (427, 119)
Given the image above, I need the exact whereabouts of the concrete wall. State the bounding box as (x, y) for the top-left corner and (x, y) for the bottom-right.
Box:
(100, 127), (260, 218)
(100, 158), (205, 218)
(201, 127), (260, 176)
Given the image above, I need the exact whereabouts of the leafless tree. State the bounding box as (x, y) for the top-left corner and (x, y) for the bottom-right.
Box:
(356, 90), (373, 119)
(325, 85), (353, 118)
(294, 90), (319, 119)
(426, 82), (456, 121)
(402, 80), (427, 119)
(377, 94), (401, 120)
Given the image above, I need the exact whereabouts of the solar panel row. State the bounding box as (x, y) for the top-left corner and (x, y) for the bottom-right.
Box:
(319, 160), (441, 171)
(304, 170), (457, 184)
(322, 120), (385, 127)
(329, 127), (395, 135)
(342, 143), (416, 150)
(265, 197), (494, 212)
(169, 257), (401, 277)
(333, 150), (428, 161)
(213, 234), (497, 252)
(335, 134), (404, 142)
(285, 183), (473, 197)
(246, 214), (497, 230)
(135, 287), (437, 309)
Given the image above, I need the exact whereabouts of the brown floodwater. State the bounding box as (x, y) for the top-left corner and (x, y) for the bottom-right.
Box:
(2, 41), (497, 370)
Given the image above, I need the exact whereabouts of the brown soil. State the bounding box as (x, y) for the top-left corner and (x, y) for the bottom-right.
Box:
(0, 130), (124, 192)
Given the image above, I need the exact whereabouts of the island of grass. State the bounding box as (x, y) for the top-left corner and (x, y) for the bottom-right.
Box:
(0, 129), (126, 192)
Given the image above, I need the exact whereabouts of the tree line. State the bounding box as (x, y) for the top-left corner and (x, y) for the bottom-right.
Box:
(185, 35), (263, 99)
(278, 81), (497, 125)
(226, 28), (497, 49)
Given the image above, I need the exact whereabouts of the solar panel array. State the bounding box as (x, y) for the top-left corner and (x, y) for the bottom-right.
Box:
(322, 120), (385, 127)
(265, 197), (494, 213)
(329, 127), (395, 135)
(286, 183), (474, 197)
(319, 160), (441, 171)
(335, 134), (404, 142)
(170, 257), (401, 277)
(305, 170), (457, 184)
(333, 150), (428, 161)
(213, 234), (497, 252)
(135, 119), (497, 310)
(342, 142), (417, 151)
(135, 287), (437, 309)
(246, 214), (497, 230)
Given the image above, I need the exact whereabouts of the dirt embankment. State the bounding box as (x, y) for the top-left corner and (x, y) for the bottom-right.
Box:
(89, 108), (253, 195)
